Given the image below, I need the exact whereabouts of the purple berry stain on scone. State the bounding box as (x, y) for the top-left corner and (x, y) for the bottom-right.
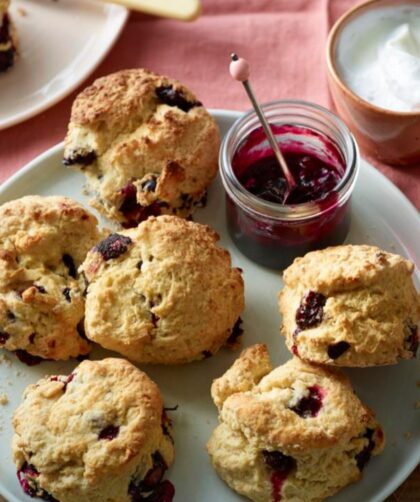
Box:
(129, 451), (175, 502)
(119, 181), (161, 228)
(289, 385), (324, 418)
(62, 287), (71, 303)
(0, 331), (10, 344)
(17, 463), (58, 501)
(404, 322), (418, 357)
(295, 291), (326, 330)
(15, 350), (43, 366)
(98, 425), (120, 440)
(327, 341), (351, 360)
(63, 150), (97, 167)
(226, 317), (244, 348)
(95, 234), (133, 260)
(155, 85), (202, 112)
(262, 451), (296, 502)
(355, 428), (376, 471)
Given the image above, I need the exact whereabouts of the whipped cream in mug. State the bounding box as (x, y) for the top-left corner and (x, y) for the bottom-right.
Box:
(336, 5), (420, 112)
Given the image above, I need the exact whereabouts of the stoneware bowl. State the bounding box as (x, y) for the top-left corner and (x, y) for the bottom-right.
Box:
(327, 0), (420, 166)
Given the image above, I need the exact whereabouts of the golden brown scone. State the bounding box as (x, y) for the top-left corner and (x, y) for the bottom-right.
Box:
(207, 345), (385, 502)
(0, 0), (18, 72)
(63, 68), (220, 227)
(0, 196), (103, 361)
(80, 215), (244, 364)
(12, 358), (175, 502)
(279, 245), (420, 366)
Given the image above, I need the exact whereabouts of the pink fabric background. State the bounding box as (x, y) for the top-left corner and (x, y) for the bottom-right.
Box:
(0, 0), (419, 208)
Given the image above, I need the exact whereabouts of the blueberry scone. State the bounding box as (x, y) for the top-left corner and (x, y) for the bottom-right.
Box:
(0, 196), (102, 361)
(63, 68), (220, 228)
(81, 215), (244, 364)
(279, 245), (420, 366)
(0, 0), (18, 72)
(12, 358), (175, 502)
(207, 345), (385, 502)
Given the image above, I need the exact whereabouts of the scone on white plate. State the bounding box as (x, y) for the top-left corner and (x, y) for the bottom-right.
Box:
(63, 68), (220, 228)
(207, 344), (385, 502)
(0, 0), (17, 72)
(80, 215), (244, 364)
(12, 358), (175, 502)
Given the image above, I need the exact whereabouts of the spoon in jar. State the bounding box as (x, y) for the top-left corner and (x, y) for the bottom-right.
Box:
(229, 53), (297, 203)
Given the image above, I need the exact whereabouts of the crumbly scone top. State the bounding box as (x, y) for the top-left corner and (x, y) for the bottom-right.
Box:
(213, 345), (379, 451)
(12, 358), (163, 481)
(81, 215), (244, 364)
(283, 245), (414, 294)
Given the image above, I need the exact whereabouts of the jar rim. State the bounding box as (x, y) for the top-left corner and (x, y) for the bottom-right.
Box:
(219, 99), (359, 221)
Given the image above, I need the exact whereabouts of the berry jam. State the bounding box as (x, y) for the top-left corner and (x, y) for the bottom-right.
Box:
(226, 124), (352, 269)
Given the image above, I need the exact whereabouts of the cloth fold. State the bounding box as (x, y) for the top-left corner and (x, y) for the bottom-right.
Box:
(0, 0), (418, 208)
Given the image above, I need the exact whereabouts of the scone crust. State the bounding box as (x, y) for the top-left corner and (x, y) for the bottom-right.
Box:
(279, 245), (420, 367)
(0, 195), (102, 360)
(207, 345), (385, 502)
(81, 215), (244, 364)
(64, 68), (220, 226)
(12, 358), (174, 502)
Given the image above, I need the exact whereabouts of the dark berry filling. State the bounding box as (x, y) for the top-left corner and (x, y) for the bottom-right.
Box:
(0, 15), (15, 73)
(226, 317), (243, 346)
(161, 407), (176, 443)
(15, 350), (43, 366)
(262, 450), (296, 473)
(63, 287), (71, 303)
(404, 323), (418, 357)
(17, 463), (58, 501)
(141, 452), (167, 489)
(289, 385), (324, 418)
(0, 331), (10, 344)
(137, 261), (143, 271)
(98, 425), (120, 441)
(63, 254), (77, 278)
(129, 452), (174, 502)
(295, 291), (326, 330)
(233, 125), (343, 205)
(155, 85), (201, 113)
(327, 341), (350, 360)
(119, 181), (162, 227)
(202, 350), (212, 358)
(95, 234), (133, 260)
(355, 428), (375, 471)
(63, 150), (97, 166)
(35, 285), (47, 294)
(29, 333), (36, 344)
(0, 48), (14, 72)
(263, 450), (296, 502)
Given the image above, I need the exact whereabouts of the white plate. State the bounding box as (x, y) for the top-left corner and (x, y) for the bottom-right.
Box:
(0, 0), (128, 130)
(0, 110), (419, 502)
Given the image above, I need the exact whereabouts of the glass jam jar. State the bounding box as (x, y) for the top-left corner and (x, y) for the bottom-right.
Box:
(220, 100), (359, 269)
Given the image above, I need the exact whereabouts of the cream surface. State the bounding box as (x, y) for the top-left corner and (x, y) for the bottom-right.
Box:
(336, 5), (420, 112)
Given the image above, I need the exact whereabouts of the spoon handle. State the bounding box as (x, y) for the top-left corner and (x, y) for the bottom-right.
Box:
(99, 0), (201, 21)
(242, 80), (297, 191)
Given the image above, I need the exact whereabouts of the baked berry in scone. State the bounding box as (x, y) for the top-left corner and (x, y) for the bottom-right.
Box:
(0, 0), (17, 72)
(279, 245), (420, 366)
(0, 196), (103, 361)
(12, 358), (175, 502)
(80, 215), (244, 364)
(207, 345), (385, 502)
(63, 68), (220, 227)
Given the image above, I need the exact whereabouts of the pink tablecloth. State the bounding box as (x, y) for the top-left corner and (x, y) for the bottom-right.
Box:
(0, 0), (419, 208)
